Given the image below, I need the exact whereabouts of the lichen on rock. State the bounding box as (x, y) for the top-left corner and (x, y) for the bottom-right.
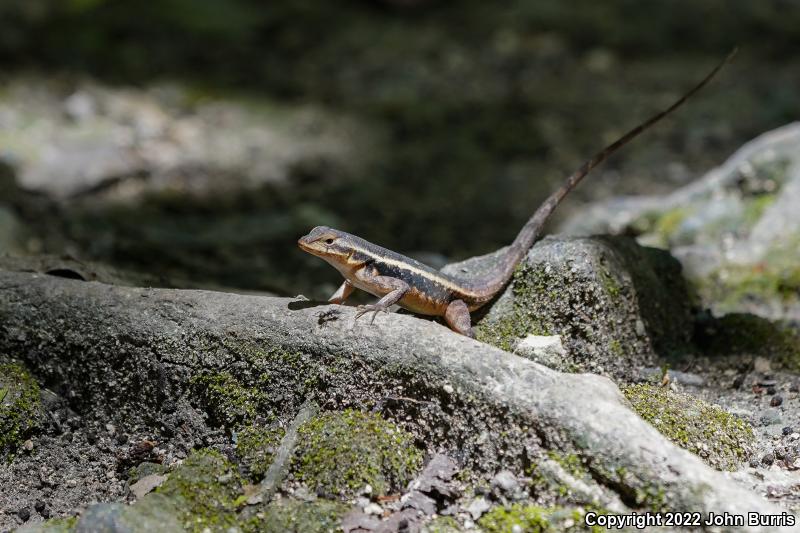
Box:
(0, 359), (41, 456)
(622, 384), (754, 471)
(291, 409), (423, 498)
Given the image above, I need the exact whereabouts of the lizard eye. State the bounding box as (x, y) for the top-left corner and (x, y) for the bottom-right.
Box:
(324, 238), (334, 245)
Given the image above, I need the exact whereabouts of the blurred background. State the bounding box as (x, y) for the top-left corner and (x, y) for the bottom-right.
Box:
(0, 0), (798, 300)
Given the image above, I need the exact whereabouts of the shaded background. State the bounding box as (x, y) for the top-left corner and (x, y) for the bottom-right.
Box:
(1, 0), (798, 298)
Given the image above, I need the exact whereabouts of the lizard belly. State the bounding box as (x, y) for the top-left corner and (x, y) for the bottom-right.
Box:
(397, 287), (448, 316)
(348, 275), (447, 316)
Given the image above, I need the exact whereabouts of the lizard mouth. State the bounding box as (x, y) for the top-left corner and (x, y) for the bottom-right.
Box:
(297, 235), (326, 257)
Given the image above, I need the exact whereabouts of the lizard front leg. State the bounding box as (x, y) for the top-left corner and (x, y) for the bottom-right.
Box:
(328, 279), (355, 304)
(352, 269), (409, 324)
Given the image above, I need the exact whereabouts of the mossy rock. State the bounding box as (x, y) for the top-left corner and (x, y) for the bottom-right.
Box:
(623, 384), (754, 470)
(292, 409), (422, 498)
(0, 360), (41, 456)
(450, 236), (693, 378)
(151, 449), (245, 532)
(478, 504), (598, 533)
(695, 312), (800, 370)
(190, 371), (273, 427)
(16, 516), (78, 533)
(244, 498), (349, 533)
(236, 424), (285, 480)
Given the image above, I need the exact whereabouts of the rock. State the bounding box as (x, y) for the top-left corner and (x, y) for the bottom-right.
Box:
(0, 78), (375, 202)
(561, 122), (800, 322)
(0, 270), (789, 525)
(129, 473), (167, 500)
(513, 335), (566, 368)
(363, 503), (382, 516)
(623, 384), (754, 470)
(771, 395), (784, 407)
(444, 235), (693, 378)
(490, 470), (519, 494)
(466, 497), (491, 520)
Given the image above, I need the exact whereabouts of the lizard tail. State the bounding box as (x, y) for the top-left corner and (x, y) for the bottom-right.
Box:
(470, 48), (737, 302)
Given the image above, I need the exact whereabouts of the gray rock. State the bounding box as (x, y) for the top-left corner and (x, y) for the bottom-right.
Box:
(445, 235), (693, 378)
(560, 122), (800, 321)
(0, 271), (788, 529)
(490, 470), (519, 494)
(0, 78), (376, 201)
(465, 497), (491, 520)
(129, 473), (167, 500)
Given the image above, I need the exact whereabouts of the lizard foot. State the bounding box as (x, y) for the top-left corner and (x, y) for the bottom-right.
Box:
(354, 304), (389, 324)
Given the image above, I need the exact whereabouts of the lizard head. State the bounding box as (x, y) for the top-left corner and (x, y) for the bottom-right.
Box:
(297, 226), (351, 262)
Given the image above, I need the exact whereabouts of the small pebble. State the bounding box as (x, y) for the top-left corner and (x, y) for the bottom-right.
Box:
(783, 426), (793, 436)
(767, 386), (777, 395)
(364, 503), (383, 516)
(34, 500), (45, 513)
(771, 395), (784, 407)
(762, 453), (775, 465)
(732, 374), (745, 389)
(17, 508), (30, 522)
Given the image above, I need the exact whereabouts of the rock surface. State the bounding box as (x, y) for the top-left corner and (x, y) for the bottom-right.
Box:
(443, 235), (693, 378)
(0, 270), (788, 531)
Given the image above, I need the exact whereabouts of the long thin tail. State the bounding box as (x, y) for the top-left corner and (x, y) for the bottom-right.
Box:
(471, 49), (737, 301)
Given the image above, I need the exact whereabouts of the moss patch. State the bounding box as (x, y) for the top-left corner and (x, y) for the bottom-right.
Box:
(190, 371), (272, 427)
(236, 424), (285, 480)
(155, 449), (244, 532)
(190, 343), (326, 429)
(623, 384), (754, 470)
(0, 360), (41, 456)
(292, 409), (422, 498)
(478, 504), (599, 533)
(244, 498), (348, 533)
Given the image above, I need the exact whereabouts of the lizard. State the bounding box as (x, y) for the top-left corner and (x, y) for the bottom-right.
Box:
(298, 52), (734, 337)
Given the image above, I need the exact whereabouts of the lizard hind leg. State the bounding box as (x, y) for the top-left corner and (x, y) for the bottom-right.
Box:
(444, 299), (474, 338)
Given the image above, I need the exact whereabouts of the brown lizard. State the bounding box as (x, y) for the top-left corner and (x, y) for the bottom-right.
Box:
(298, 52), (734, 337)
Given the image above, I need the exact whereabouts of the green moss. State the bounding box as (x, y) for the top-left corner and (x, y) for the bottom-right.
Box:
(292, 409), (422, 498)
(478, 504), (600, 533)
(190, 371), (272, 427)
(236, 425), (285, 480)
(30, 515), (78, 532)
(696, 313), (800, 370)
(0, 361), (41, 456)
(622, 384), (754, 470)
(155, 449), (244, 532)
(547, 451), (586, 479)
(475, 264), (556, 351)
(244, 498), (349, 533)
